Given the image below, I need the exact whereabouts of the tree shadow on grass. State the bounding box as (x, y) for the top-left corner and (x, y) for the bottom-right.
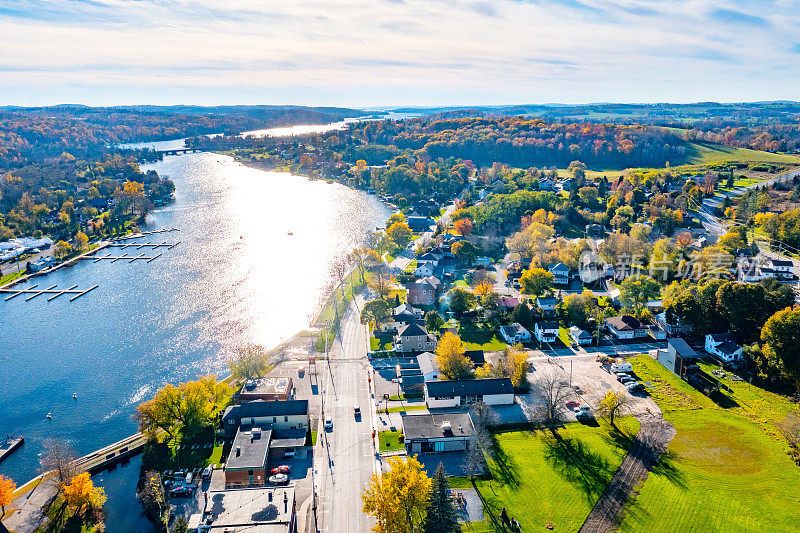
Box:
(470, 479), (518, 533)
(648, 449), (686, 490)
(543, 431), (614, 503)
(488, 441), (521, 489)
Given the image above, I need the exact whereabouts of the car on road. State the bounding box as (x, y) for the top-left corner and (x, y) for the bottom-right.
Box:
(354, 404), (361, 417)
(170, 485), (193, 497)
(324, 417), (333, 430)
(202, 466), (213, 480)
(269, 473), (289, 485)
(270, 465), (291, 475)
(565, 400), (580, 409)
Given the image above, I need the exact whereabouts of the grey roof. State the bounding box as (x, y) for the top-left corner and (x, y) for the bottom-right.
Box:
(402, 412), (475, 440)
(537, 321), (559, 330)
(417, 352), (439, 375)
(537, 296), (558, 305)
(202, 487), (295, 530)
(500, 323), (529, 336)
(708, 332), (736, 344)
(465, 350), (486, 366)
(548, 262), (569, 273)
(227, 427), (271, 470)
(398, 323), (429, 337)
(570, 326), (591, 339)
(716, 340), (742, 355)
(222, 399), (309, 423)
(394, 302), (421, 316)
(606, 315), (642, 331)
(270, 428), (307, 448)
(426, 378), (514, 398)
(669, 338), (699, 359)
(771, 259), (793, 267)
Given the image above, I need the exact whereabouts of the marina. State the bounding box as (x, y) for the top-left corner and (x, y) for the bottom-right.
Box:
(0, 436), (24, 463)
(1, 283), (99, 302)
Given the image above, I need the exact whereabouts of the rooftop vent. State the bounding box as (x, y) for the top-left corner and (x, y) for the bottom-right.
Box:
(441, 420), (452, 433)
(244, 379), (256, 390)
(235, 446), (241, 457)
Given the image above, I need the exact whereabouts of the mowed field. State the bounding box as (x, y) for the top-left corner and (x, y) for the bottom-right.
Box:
(464, 417), (640, 531)
(686, 142), (800, 165)
(620, 355), (800, 532)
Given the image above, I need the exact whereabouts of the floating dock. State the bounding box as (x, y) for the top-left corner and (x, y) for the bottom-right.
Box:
(104, 240), (180, 250)
(1, 283), (99, 302)
(0, 436), (24, 463)
(113, 228), (179, 241)
(83, 252), (162, 263)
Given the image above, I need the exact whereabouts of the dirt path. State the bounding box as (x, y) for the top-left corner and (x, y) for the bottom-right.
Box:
(579, 414), (676, 533)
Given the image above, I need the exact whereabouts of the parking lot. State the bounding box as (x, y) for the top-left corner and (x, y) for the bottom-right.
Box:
(519, 355), (660, 422)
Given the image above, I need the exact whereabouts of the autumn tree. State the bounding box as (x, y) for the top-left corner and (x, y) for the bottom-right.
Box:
(369, 266), (393, 298)
(423, 463), (461, 533)
(362, 455), (431, 533)
(0, 474), (15, 516)
(453, 218), (473, 236)
(520, 267), (554, 296)
(74, 231), (89, 251)
(598, 390), (629, 426)
(53, 240), (73, 259)
(63, 472), (106, 517)
(435, 333), (472, 380)
(228, 344), (273, 380)
(361, 299), (392, 327)
(135, 375), (231, 439)
(761, 306), (800, 383)
(138, 471), (167, 523)
(505, 344), (530, 389)
(350, 247), (382, 283)
(451, 241), (478, 265)
(387, 220), (413, 248)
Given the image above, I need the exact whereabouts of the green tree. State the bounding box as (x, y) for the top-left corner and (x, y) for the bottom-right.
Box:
(618, 275), (660, 316)
(423, 463), (461, 533)
(451, 241), (478, 265)
(227, 344), (273, 380)
(425, 310), (445, 333)
(361, 299), (392, 327)
(520, 267), (554, 296)
(761, 306), (800, 382)
(447, 288), (476, 315)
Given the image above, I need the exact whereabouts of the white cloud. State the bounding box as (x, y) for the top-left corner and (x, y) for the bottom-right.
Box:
(0, 0), (797, 105)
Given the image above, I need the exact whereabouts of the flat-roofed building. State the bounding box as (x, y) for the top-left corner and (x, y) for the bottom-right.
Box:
(191, 485), (296, 533)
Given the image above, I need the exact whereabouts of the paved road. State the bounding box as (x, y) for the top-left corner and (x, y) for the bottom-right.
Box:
(530, 340), (667, 359)
(388, 200), (458, 273)
(314, 294), (379, 533)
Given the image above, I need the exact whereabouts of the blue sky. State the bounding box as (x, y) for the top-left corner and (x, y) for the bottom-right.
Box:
(0, 0), (798, 106)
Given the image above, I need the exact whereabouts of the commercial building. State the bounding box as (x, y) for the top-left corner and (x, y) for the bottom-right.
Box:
(424, 378), (515, 409)
(190, 486), (296, 532)
(403, 412), (475, 454)
(239, 376), (293, 402)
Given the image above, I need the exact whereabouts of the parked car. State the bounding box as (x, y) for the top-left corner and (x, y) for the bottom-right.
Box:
(269, 473), (289, 485)
(170, 486), (193, 497)
(202, 466), (213, 479)
(185, 471), (194, 485)
(611, 362), (633, 373)
(325, 417), (333, 430)
(565, 400), (580, 409)
(626, 382), (645, 393)
(617, 374), (634, 384)
(574, 405), (592, 419)
(270, 465), (291, 475)
(298, 367), (305, 377)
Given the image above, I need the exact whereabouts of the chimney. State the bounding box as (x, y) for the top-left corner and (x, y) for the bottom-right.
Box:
(235, 446), (241, 457)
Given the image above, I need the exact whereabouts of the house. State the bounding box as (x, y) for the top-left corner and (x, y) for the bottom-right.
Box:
(536, 296), (558, 313)
(605, 315), (648, 339)
(225, 427), (271, 487)
(402, 412), (476, 454)
(465, 350), (486, 367)
(239, 376), (293, 402)
(407, 215), (433, 232)
(764, 258), (795, 280)
(417, 352), (441, 382)
(424, 378), (515, 408)
(535, 321), (559, 343)
(496, 295), (520, 311)
(569, 326), (592, 346)
(221, 399), (310, 440)
(655, 338), (701, 377)
(414, 261), (436, 277)
(585, 224), (605, 239)
(393, 302), (423, 323)
(418, 252), (443, 265)
(407, 276), (441, 306)
(191, 486), (296, 532)
(499, 323), (532, 344)
(538, 177), (555, 191)
(474, 257), (492, 268)
(395, 323), (438, 353)
(548, 263), (570, 285)
(654, 311), (682, 335)
(705, 333), (744, 363)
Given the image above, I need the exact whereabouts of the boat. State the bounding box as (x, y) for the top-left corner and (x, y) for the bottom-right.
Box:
(287, 231), (294, 236)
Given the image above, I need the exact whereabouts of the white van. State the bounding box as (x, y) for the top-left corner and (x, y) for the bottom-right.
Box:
(610, 362), (633, 373)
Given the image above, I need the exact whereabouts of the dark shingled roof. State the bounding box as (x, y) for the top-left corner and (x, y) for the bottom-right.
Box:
(425, 378), (514, 398)
(669, 338), (699, 359)
(606, 315), (642, 331)
(222, 399), (309, 423)
(402, 412), (475, 440)
(398, 323), (429, 337)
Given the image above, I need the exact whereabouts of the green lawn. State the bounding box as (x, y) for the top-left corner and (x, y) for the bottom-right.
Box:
(379, 430), (404, 452)
(558, 326), (572, 347)
(370, 335), (393, 351)
(469, 418), (640, 531)
(381, 404), (427, 414)
(687, 142), (800, 165)
(620, 354), (800, 532)
(0, 270), (23, 287)
(460, 330), (507, 351)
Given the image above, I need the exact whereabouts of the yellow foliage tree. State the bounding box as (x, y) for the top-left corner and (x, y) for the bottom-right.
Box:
(53, 240), (73, 259)
(362, 455), (431, 533)
(505, 344), (529, 388)
(0, 474), (16, 515)
(63, 472), (106, 516)
(435, 332), (472, 380)
(74, 231), (89, 251)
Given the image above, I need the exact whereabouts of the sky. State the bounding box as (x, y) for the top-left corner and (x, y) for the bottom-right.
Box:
(0, 0), (798, 107)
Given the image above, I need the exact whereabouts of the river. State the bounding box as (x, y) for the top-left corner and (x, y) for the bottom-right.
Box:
(0, 123), (390, 530)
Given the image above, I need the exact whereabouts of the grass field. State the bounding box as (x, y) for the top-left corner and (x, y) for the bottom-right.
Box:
(464, 417), (640, 531)
(378, 430), (404, 452)
(620, 354), (800, 532)
(460, 330), (507, 351)
(686, 142), (800, 165)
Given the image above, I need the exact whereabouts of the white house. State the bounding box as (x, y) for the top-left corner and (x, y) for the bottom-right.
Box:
(605, 315), (648, 339)
(414, 261), (436, 277)
(536, 296), (558, 313)
(416, 352), (441, 382)
(569, 326), (592, 346)
(535, 321), (559, 343)
(762, 258), (795, 280)
(548, 263), (570, 285)
(395, 323), (438, 353)
(499, 323), (531, 344)
(705, 333), (743, 363)
(424, 378), (515, 409)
